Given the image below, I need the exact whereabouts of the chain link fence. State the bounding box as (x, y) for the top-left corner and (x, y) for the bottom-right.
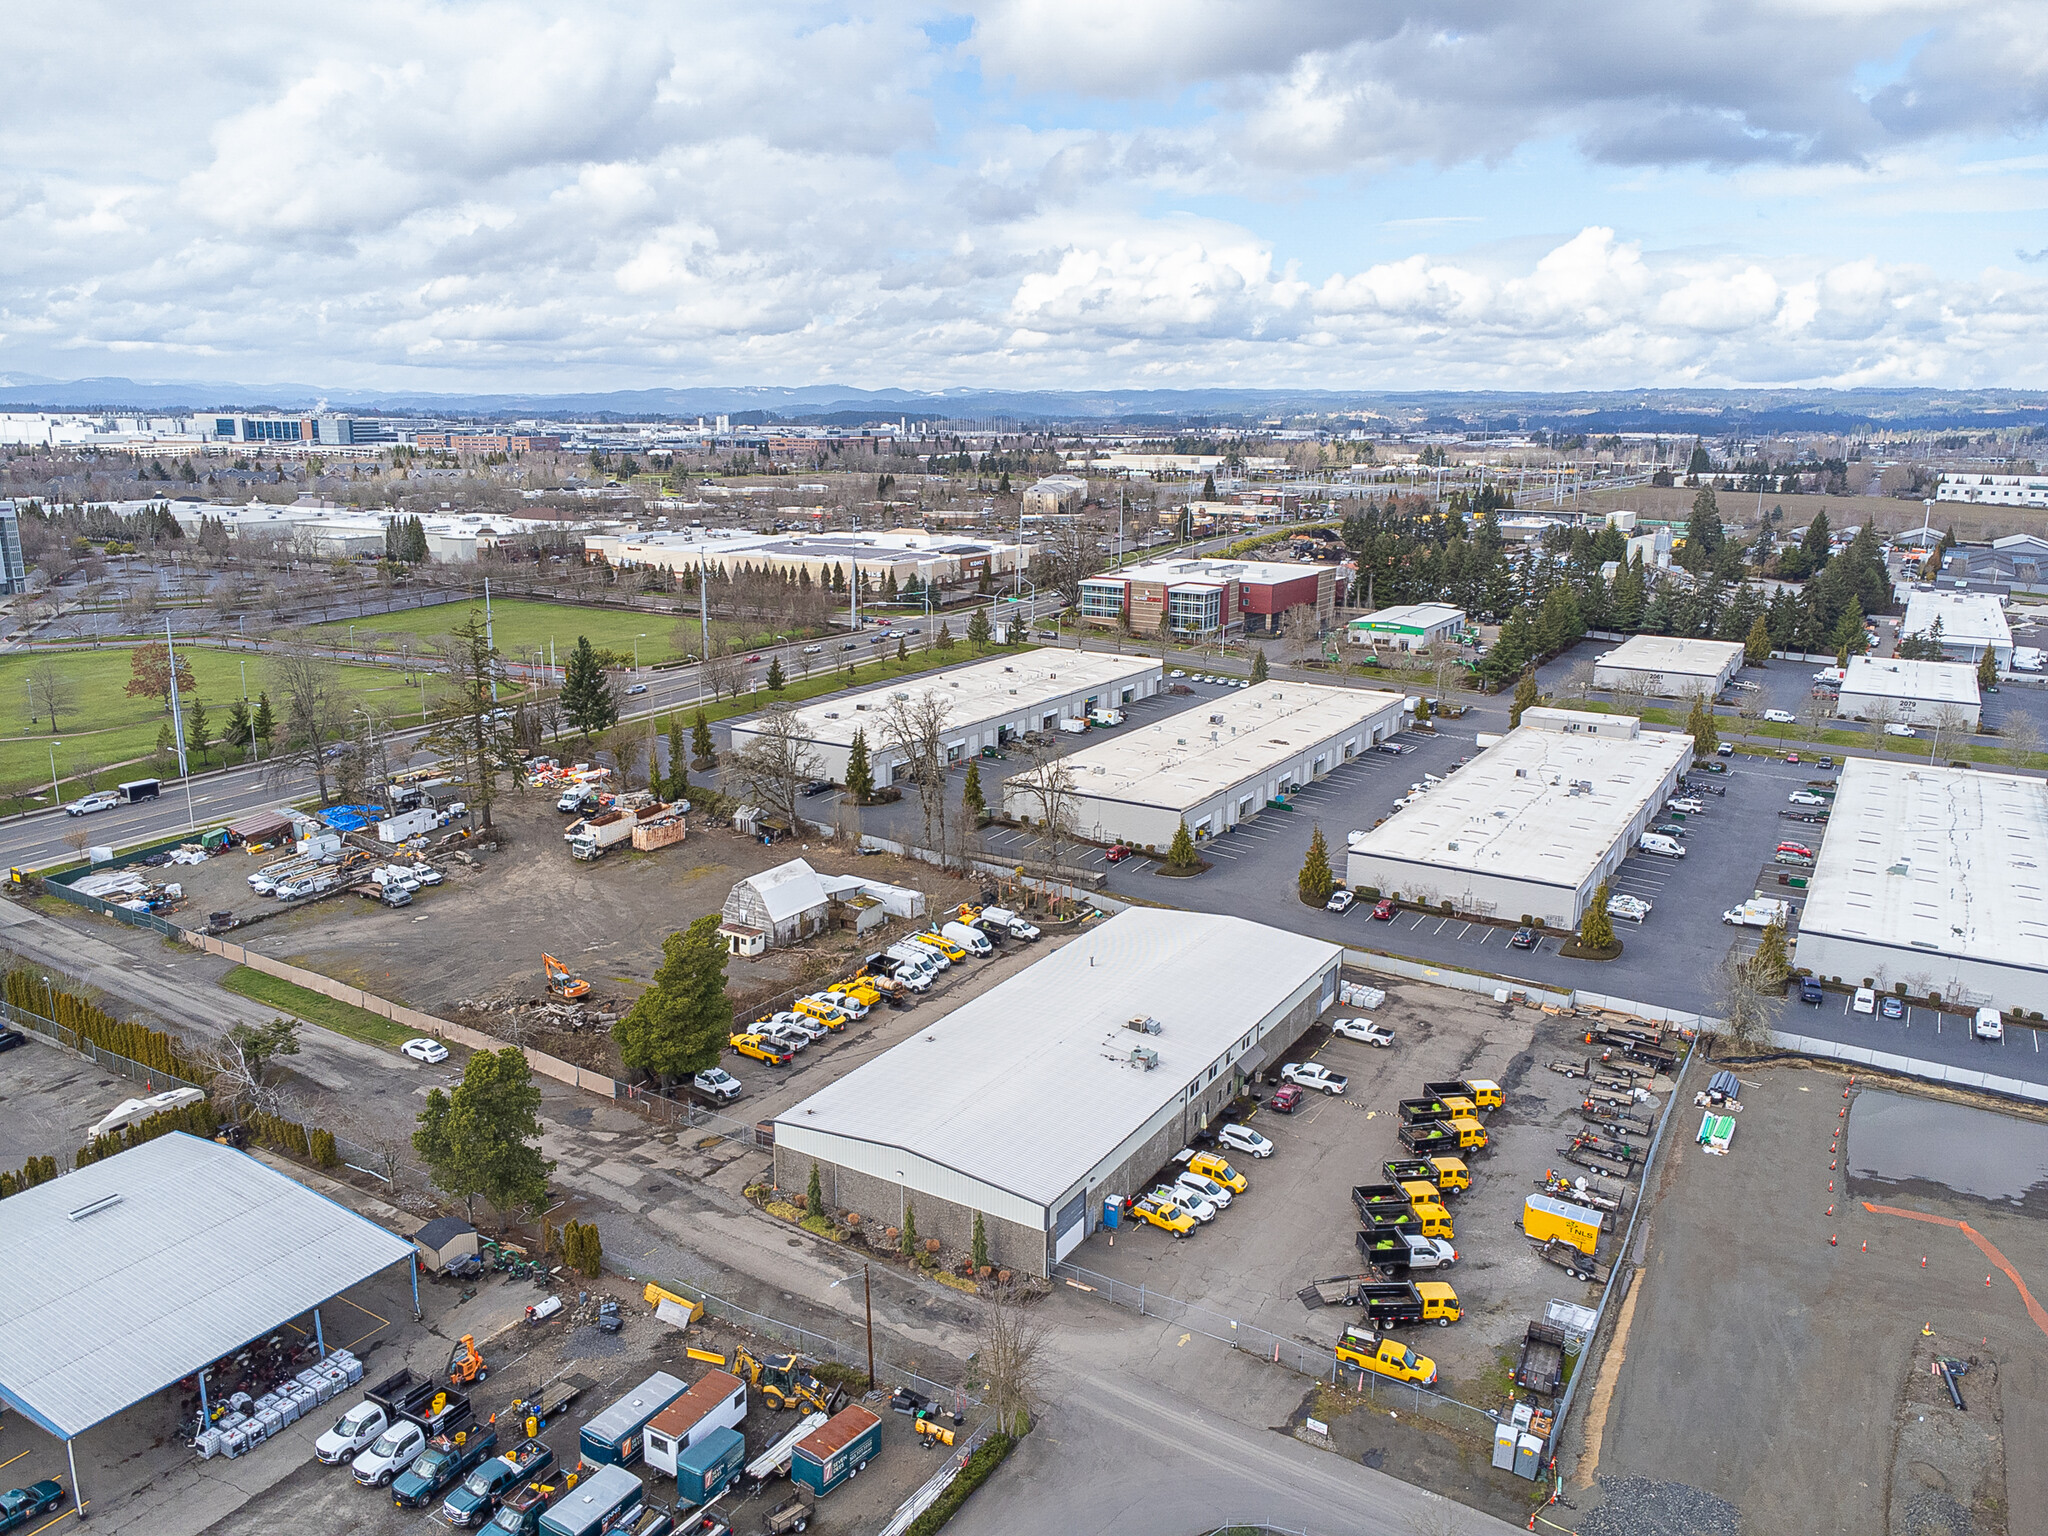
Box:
(1052, 1261), (1502, 1439)
(3, 996), (207, 1096)
(38, 877), (183, 936)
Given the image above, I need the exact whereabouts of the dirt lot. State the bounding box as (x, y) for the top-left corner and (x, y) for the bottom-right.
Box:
(1059, 974), (1677, 1522)
(169, 793), (1009, 1071)
(1562, 1064), (2048, 1536)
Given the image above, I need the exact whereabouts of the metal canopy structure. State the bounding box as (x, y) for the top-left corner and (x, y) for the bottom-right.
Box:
(0, 1133), (416, 1512)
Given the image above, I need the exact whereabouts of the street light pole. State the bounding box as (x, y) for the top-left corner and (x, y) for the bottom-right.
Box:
(829, 1263), (878, 1393)
(47, 741), (60, 810)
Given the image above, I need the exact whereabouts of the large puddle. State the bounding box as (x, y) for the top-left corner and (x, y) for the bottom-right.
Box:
(1848, 1089), (2048, 1214)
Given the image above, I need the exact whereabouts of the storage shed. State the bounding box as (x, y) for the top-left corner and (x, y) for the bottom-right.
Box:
(721, 859), (832, 948)
(224, 809), (296, 847)
(410, 1216), (479, 1274)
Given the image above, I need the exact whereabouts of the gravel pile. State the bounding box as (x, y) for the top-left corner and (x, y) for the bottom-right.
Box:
(1579, 1475), (1741, 1536)
(560, 1325), (631, 1360)
(1897, 1488), (1973, 1536)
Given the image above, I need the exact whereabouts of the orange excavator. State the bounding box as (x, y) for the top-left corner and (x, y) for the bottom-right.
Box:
(543, 954), (590, 1001)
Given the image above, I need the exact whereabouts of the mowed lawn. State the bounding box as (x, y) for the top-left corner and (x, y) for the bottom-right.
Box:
(303, 597), (707, 667)
(0, 647), (425, 800)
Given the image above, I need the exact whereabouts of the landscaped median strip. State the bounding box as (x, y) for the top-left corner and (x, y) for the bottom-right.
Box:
(217, 964), (419, 1049)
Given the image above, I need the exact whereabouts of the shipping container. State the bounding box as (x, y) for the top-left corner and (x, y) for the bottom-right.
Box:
(579, 1374), (688, 1468)
(788, 1406), (881, 1498)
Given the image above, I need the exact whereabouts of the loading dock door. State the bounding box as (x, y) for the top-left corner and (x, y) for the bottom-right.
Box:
(1121, 686), (1135, 704)
(1054, 1192), (1086, 1262)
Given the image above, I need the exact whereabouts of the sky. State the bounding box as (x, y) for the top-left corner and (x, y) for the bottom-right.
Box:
(5, 1), (2048, 395)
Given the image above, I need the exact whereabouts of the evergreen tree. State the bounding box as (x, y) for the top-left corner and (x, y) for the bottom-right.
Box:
(900, 1201), (918, 1256)
(962, 759), (984, 821)
(1744, 613), (1772, 666)
(1801, 510), (1832, 569)
(561, 636), (618, 741)
(936, 620), (954, 650)
(1167, 821), (1198, 869)
(252, 692), (274, 755)
(691, 710), (714, 764)
(1579, 882), (1616, 952)
(971, 1212), (988, 1271)
(1685, 693), (1718, 757)
(1250, 649), (1269, 683)
(845, 729), (874, 802)
(666, 718), (689, 799)
(1979, 647), (1999, 689)
(1202, 472), (1218, 500)
(807, 1161), (825, 1215)
(225, 699), (253, 755)
(967, 607), (992, 652)
(413, 1048), (556, 1230)
(1829, 597), (1868, 657)
(184, 697), (211, 764)
(155, 719), (176, 766)
(1681, 487), (1723, 572)
(1510, 669), (1541, 728)
(1297, 825), (1335, 906)
(613, 915), (732, 1088)
(1750, 920), (1791, 987)
(896, 635), (908, 661)
(765, 657), (786, 692)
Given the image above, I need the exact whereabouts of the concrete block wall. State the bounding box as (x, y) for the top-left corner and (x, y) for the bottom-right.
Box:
(774, 1146), (1048, 1277)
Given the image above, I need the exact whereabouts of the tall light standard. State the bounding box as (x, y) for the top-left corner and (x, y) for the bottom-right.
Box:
(47, 740), (60, 810)
(634, 633), (646, 673)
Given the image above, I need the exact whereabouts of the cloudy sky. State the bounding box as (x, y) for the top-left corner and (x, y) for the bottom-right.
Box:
(5, 1), (2048, 394)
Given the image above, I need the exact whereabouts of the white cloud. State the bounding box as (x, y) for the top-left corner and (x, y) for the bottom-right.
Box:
(0, 2), (2045, 390)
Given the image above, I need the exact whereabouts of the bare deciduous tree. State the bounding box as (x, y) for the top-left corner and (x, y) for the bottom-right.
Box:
(265, 653), (351, 804)
(2003, 713), (2041, 770)
(1009, 738), (1080, 869)
(1280, 602), (1322, 663)
(1034, 518), (1102, 608)
(703, 638), (747, 701)
(1712, 941), (1781, 1050)
(883, 690), (954, 857)
(977, 1287), (1048, 1438)
(727, 704), (824, 832)
(26, 659), (76, 734)
(1561, 659), (1595, 703)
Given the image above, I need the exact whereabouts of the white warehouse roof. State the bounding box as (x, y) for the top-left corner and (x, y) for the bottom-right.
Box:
(0, 1134), (415, 1440)
(1029, 683), (1405, 814)
(1839, 656), (1980, 706)
(1800, 760), (2048, 964)
(773, 910), (1340, 1212)
(1593, 635), (1744, 679)
(1902, 589), (2011, 649)
(1347, 710), (1691, 893)
(748, 653), (1159, 752)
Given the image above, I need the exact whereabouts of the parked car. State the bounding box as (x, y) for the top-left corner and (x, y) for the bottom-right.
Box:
(1650, 823), (1689, 840)
(1149, 1184), (1216, 1223)
(1129, 1194), (1195, 1238)
(0, 1027), (25, 1053)
(1713, 744), (1734, 759)
(800, 779), (834, 796)
(1853, 987), (1876, 1015)
(692, 1067), (743, 1102)
(0, 1482), (65, 1531)
(1104, 844), (1133, 863)
(1267, 1085), (1305, 1115)
(1607, 893), (1651, 923)
(1777, 842), (1814, 858)
(729, 1033), (793, 1066)
(1175, 1170), (1235, 1209)
(402, 1038), (450, 1064)
(1216, 1123), (1274, 1158)
(1330, 1017), (1394, 1046)
(1280, 1062), (1348, 1095)
(1880, 995), (1906, 1020)
(1788, 790), (1828, 806)
(1371, 897), (1395, 920)
(1975, 1008), (2004, 1041)
(1325, 890), (1355, 914)
(1510, 927), (1537, 950)
(1799, 976), (1825, 1005)
(1667, 797), (1705, 814)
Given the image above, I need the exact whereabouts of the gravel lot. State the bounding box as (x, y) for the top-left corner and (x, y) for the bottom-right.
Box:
(1562, 1063), (2048, 1536)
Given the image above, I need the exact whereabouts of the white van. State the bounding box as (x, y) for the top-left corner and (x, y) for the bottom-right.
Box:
(1974, 1008), (2004, 1041)
(940, 921), (993, 957)
(888, 941), (946, 974)
(1884, 723), (1917, 739)
(1638, 833), (1686, 858)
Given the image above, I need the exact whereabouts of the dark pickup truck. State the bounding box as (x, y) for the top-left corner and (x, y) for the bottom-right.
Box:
(1355, 1280), (1461, 1328)
(1351, 1184), (1411, 1220)
(1383, 1157), (1469, 1195)
(443, 1437), (553, 1527)
(392, 1425), (499, 1510)
(1396, 1095), (1465, 1124)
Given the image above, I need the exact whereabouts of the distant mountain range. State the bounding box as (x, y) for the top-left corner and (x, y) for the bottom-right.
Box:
(5, 374), (2048, 434)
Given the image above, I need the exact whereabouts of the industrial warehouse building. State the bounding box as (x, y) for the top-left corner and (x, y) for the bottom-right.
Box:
(728, 653), (1161, 786)
(1345, 708), (1693, 928)
(1795, 760), (2048, 1015)
(1834, 656), (1982, 732)
(1899, 588), (2013, 668)
(772, 909), (1342, 1276)
(583, 528), (1026, 589)
(1346, 602), (1466, 651)
(1004, 681), (1406, 850)
(1591, 635), (1745, 697)
(1076, 556), (1340, 637)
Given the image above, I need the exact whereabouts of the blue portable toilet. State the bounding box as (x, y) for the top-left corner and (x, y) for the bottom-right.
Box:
(1102, 1196), (1120, 1230)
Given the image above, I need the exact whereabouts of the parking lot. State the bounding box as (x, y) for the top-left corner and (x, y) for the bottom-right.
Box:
(1563, 1064), (2048, 1536)
(1055, 973), (1679, 1520)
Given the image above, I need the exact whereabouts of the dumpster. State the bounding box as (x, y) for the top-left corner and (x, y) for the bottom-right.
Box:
(789, 1406), (881, 1498)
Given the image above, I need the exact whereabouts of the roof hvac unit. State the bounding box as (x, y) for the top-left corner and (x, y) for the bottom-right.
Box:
(823, 711), (839, 718)
(1124, 1015), (1163, 1035)
(1130, 1046), (1160, 1070)
(855, 702), (872, 711)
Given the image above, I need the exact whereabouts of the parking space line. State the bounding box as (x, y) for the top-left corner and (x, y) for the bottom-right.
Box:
(0, 1450), (27, 1474)
(1408, 915), (1428, 930)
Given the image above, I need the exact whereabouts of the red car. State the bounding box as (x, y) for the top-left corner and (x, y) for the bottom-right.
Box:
(1784, 752), (1801, 764)
(1371, 897), (1394, 920)
(746, 653), (762, 662)
(1268, 1085), (1305, 1115)
(1104, 845), (1132, 863)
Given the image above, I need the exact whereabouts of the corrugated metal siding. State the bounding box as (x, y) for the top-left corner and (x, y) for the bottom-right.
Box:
(0, 1133), (416, 1439)
(773, 1123), (1045, 1229)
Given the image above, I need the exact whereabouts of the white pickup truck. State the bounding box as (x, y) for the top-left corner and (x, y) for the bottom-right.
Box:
(353, 1420), (428, 1487)
(1330, 1018), (1394, 1047)
(1280, 1062), (1349, 1095)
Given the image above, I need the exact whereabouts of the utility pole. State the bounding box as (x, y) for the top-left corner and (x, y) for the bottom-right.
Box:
(483, 578), (499, 703)
(164, 619), (195, 829)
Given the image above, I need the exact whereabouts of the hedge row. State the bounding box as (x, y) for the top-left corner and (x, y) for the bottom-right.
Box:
(3, 1102), (344, 1197)
(3, 966), (207, 1081)
(0, 1155), (59, 1199)
(903, 1431), (1015, 1536)
(75, 1100), (220, 1168)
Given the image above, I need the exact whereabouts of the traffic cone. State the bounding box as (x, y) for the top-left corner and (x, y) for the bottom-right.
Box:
(1830, 1234), (1837, 1246)
(1831, 1160), (1837, 1170)
(1861, 1241), (1867, 1253)
(1828, 1180), (1834, 1192)
(1922, 1323), (1934, 1335)
(1827, 1205), (1835, 1216)
(1988, 1275), (1995, 1287)
(1922, 1257), (1927, 1268)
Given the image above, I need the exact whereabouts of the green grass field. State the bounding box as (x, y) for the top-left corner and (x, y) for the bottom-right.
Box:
(217, 965), (418, 1049)
(302, 597), (721, 667)
(0, 647), (427, 802)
